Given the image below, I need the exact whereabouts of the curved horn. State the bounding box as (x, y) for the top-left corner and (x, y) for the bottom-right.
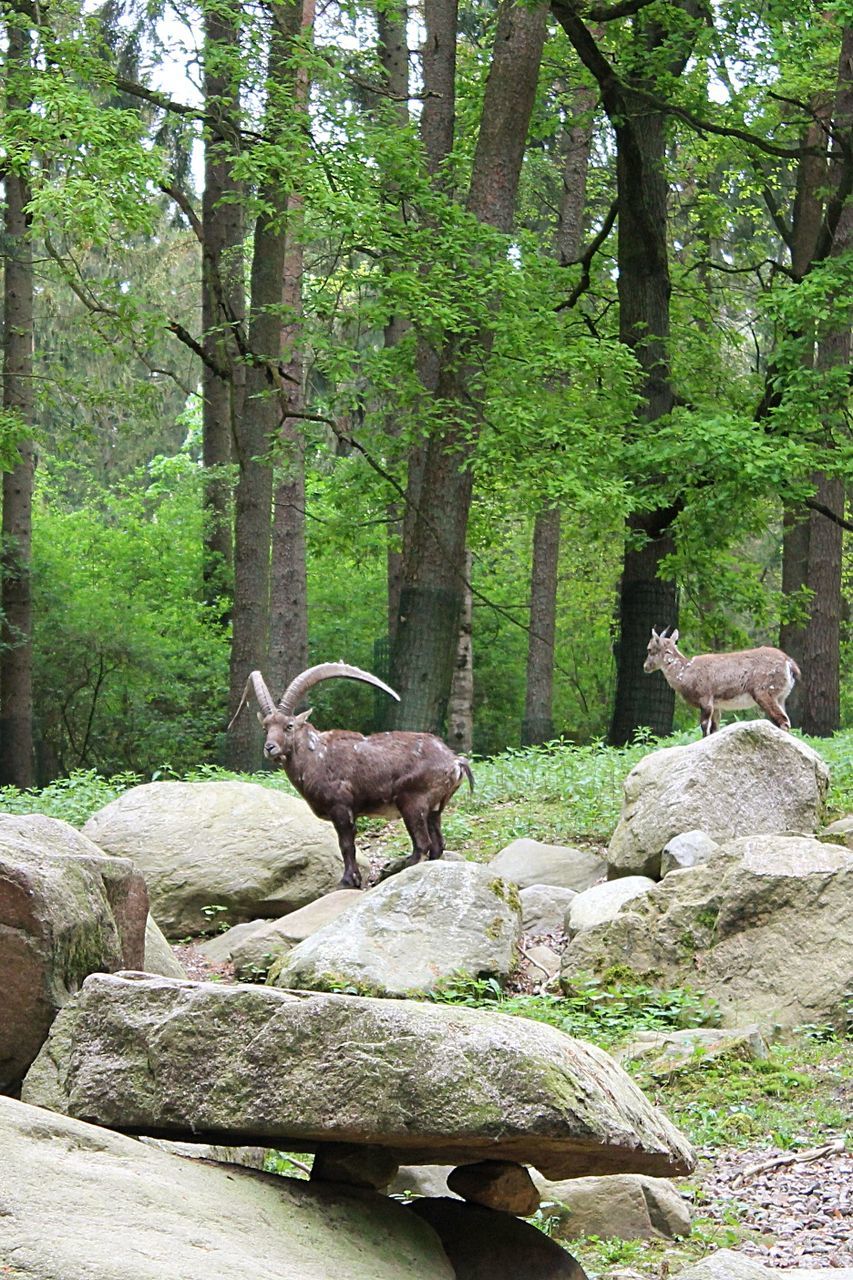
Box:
(227, 670), (276, 731)
(278, 662), (401, 714)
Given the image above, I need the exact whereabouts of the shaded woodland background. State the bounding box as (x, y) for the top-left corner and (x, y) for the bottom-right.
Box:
(0, 0), (850, 785)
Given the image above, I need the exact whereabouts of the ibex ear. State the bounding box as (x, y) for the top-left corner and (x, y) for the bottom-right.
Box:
(671, 628), (679, 643)
(651, 627), (659, 640)
(294, 708), (313, 726)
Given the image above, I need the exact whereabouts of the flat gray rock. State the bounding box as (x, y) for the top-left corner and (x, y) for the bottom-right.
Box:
(489, 839), (605, 892)
(22, 971), (695, 1181)
(519, 884), (577, 935)
(531, 1171), (691, 1240)
(675, 1249), (853, 1279)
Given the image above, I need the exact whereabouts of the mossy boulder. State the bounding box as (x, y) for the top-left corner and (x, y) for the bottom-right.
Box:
(607, 722), (829, 880)
(82, 780), (367, 938)
(563, 835), (853, 1033)
(23, 971), (695, 1181)
(0, 813), (147, 1094)
(269, 861), (522, 997)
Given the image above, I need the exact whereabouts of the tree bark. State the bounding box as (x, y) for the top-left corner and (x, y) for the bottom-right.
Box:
(447, 552), (473, 753)
(389, 0), (547, 733)
(523, 508), (560, 744)
(552, 1), (702, 744)
(268, 0), (316, 697)
(226, 0), (303, 768)
(201, 0), (244, 610)
(0, 14), (36, 788)
(796, 28), (853, 736)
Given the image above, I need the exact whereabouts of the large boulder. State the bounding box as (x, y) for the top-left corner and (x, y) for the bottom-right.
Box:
(607, 722), (829, 879)
(0, 813), (147, 1094)
(532, 1172), (691, 1240)
(0, 1095), (454, 1280)
(489, 839), (605, 892)
(563, 835), (853, 1033)
(23, 971), (695, 1181)
(82, 780), (366, 938)
(269, 861), (522, 996)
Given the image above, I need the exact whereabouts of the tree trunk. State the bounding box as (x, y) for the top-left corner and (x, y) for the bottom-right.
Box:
(0, 16), (35, 788)
(201, 0), (244, 610)
(523, 81), (595, 744)
(447, 552), (473, 753)
(227, 0), (303, 768)
(779, 109), (830, 723)
(389, 0), (547, 733)
(523, 508), (560, 744)
(268, 0), (315, 697)
(796, 28), (853, 736)
(376, 0), (410, 645)
(552, 3), (702, 743)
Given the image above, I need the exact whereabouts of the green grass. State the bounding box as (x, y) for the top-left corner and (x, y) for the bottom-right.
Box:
(1, 726), (850, 846)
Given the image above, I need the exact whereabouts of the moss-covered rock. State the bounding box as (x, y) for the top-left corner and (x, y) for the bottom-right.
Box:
(23, 971), (695, 1181)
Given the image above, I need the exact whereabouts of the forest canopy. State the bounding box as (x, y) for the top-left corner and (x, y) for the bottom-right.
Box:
(0, 0), (850, 783)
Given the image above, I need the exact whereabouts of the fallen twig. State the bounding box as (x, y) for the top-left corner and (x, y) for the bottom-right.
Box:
(732, 1138), (846, 1186)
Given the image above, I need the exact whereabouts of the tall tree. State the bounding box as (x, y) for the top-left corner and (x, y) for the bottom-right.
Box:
(201, 0), (245, 607)
(523, 76), (597, 745)
(552, 0), (704, 744)
(1, 5), (36, 787)
(389, 0), (548, 733)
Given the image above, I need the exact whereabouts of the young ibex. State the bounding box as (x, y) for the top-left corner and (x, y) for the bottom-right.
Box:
(230, 662), (474, 888)
(643, 627), (801, 736)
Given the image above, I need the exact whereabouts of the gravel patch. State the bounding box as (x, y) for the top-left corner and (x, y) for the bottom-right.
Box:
(698, 1144), (852, 1269)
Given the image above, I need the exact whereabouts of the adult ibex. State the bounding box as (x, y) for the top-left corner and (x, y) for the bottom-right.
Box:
(230, 662), (474, 888)
(643, 627), (801, 736)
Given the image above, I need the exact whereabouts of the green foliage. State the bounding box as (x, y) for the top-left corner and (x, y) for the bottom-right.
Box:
(32, 450), (230, 778)
(0, 768), (140, 827)
(427, 971), (719, 1049)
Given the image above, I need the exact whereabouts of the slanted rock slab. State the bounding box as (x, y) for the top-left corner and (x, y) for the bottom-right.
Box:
(661, 830), (720, 876)
(607, 722), (829, 879)
(22, 971), (695, 1181)
(489, 839), (605, 892)
(617, 1026), (769, 1076)
(674, 1249), (853, 1280)
(82, 780), (367, 938)
(532, 1172), (691, 1240)
(0, 1095), (454, 1280)
(143, 914), (187, 979)
(0, 814), (147, 1094)
(269, 861), (522, 996)
(230, 889), (363, 979)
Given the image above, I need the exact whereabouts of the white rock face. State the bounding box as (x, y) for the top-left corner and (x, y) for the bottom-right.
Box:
(230, 889), (364, 979)
(82, 780), (367, 938)
(676, 1249), (853, 1280)
(660, 830), (720, 876)
(489, 839), (605, 892)
(564, 835), (853, 1033)
(566, 876), (656, 938)
(269, 861), (522, 996)
(607, 722), (829, 879)
(0, 1095), (454, 1280)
